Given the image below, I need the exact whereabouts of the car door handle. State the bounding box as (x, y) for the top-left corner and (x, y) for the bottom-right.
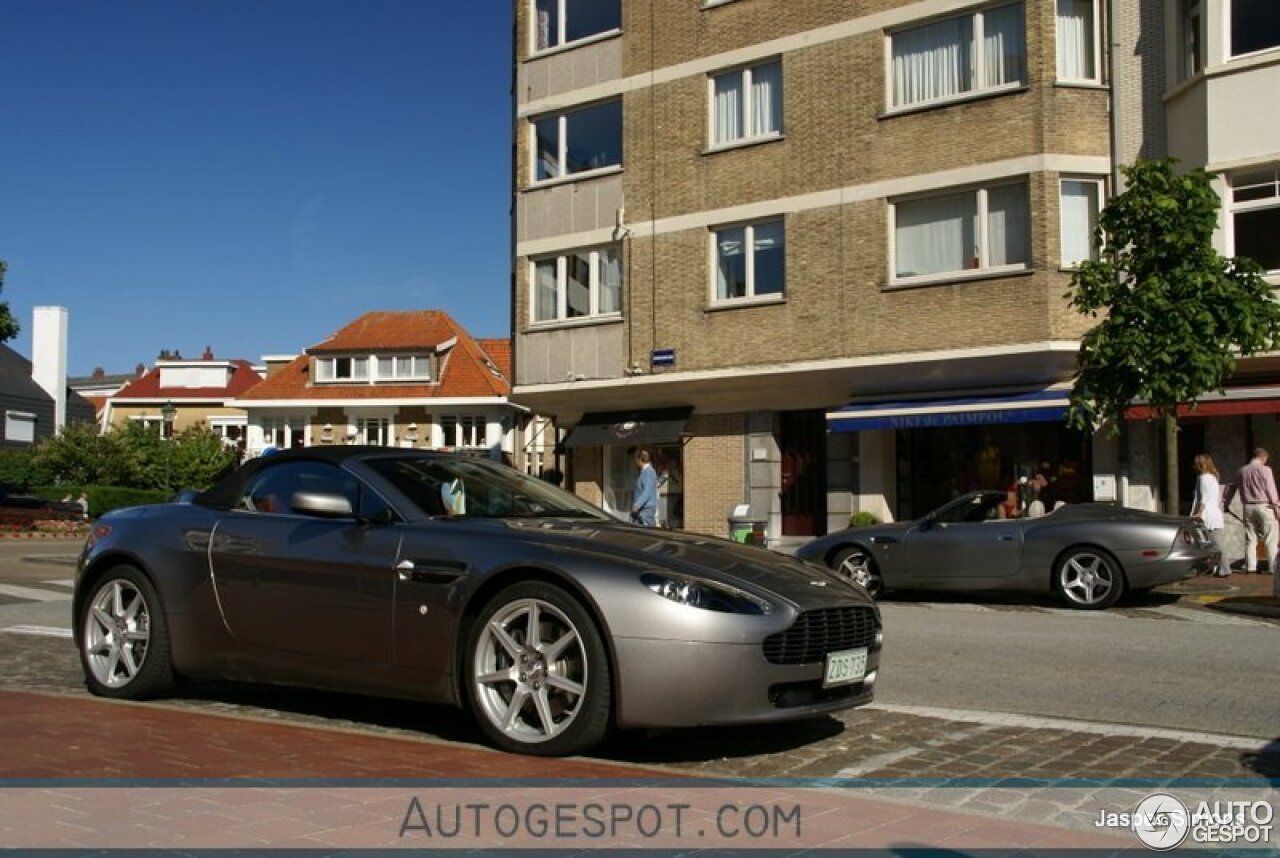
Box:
(999, 535), (1016, 542)
(868, 536), (898, 545)
(396, 560), (416, 580)
(396, 558), (467, 584)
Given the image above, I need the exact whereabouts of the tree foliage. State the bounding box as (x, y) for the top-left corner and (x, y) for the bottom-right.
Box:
(0, 260), (19, 344)
(1067, 159), (1280, 432)
(30, 422), (237, 491)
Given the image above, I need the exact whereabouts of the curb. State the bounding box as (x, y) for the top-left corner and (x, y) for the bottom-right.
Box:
(0, 532), (87, 540)
(1205, 599), (1280, 619)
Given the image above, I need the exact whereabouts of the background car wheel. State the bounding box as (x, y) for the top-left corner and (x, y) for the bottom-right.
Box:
(466, 581), (611, 756)
(831, 547), (883, 598)
(79, 566), (174, 698)
(1055, 547), (1125, 610)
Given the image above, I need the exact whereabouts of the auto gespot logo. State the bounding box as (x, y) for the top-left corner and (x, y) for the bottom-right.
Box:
(1095, 792), (1274, 850)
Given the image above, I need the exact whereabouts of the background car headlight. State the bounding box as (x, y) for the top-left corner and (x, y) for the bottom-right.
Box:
(641, 573), (773, 615)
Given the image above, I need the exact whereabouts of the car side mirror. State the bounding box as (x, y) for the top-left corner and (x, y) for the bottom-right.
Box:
(919, 511), (937, 531)
(291, 491), (354, 519)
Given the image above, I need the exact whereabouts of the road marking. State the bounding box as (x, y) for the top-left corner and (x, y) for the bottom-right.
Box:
(1, 625), (72, 639)
(42, 579), (74, 589)
(0, 583), (73, 602)
(867, 703), (1268, 750)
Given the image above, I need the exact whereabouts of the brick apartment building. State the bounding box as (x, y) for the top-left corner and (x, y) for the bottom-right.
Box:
(511, 0), (1280, 538)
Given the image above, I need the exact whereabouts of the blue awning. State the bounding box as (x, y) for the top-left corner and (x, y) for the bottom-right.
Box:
(827, 387), (1071, 432)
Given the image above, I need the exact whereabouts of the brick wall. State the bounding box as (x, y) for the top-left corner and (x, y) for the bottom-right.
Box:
(682, 412), (745, 536)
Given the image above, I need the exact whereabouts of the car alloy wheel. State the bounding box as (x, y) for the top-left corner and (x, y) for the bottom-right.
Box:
(1057, 548), (1124, 609)
(832, 547), (882, 597)
(468, 582), (611, 756)
(80, 566), (173, 698)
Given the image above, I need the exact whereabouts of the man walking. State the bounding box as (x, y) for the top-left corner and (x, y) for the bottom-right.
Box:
(630, 448), (658, 527)
(1224, 448), (1280, 586)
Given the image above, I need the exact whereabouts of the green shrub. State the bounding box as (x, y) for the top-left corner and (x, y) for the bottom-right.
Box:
(848, 511), (880, 528)
(0, 448), (36, 489)
(32, 485), (172, 517)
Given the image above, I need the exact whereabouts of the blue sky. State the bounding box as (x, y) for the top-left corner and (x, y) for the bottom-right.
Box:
(0, 1), (511, 374)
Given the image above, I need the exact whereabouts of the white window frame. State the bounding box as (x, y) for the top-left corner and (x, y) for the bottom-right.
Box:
(707, 59), (783, 150)
(4, 411), (36, 444)
(1228, 0), (1280, 61)
(358, 417), (392, 446)
(441, 415), (486, 449)
(529, 100), (623, 186)
(708, 218), (787, 306)
(1229, 165), (1280, 275)
(529, 0), (621, 56)
(886, 2), (1027, 113)
(529, 245), (623, 325)
(374, 355), (430, 383)
(314, 356), (369, 384)
(1054, 0), (1102, 85)
(888, 180), (1031, 287)
(1059, 176), (1105, 269)
(127, 414), (170, 439)
(1180, 0), (1203, 79)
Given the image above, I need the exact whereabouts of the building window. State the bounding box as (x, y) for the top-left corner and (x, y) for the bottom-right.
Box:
(890, 3), (1025, 110)
(892, 181), (1030, 282)
(359, 417), (390, 446)
(710, 60), (782, 147)
(532, 245), (622, 323)
(1060, 178), (1103, 268)
(532, 0), (620, 53)
(315, 356), (369, 383)
(1231, 166), (1280, 274)
(374, 355), (429, 382)
(1181, 0), (1202, 78)
(262, 418), (295, 449)
(1056, 0), (1099, 82)
(1231, 0), (1280, 59)
(442, 415), (486, 449)
(712, 219), (785, 303)
(532, 100), (622, 183)
(4, 411), (35, 444)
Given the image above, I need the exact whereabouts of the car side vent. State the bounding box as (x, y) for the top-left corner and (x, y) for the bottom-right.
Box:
(763, 607), (878, 665)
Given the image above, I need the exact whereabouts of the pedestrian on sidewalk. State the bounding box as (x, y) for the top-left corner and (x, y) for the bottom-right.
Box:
(1223, 447), (1280, 577)
(630, 448), (658, 527)
(1190, 453), (1229, 577)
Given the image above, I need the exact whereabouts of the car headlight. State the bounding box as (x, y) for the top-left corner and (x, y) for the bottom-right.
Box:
(641, 573), (773, 615)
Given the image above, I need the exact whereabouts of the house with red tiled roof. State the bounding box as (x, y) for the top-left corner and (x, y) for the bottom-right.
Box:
(103, 348), (264, 448)
(233, 311), (528, 462)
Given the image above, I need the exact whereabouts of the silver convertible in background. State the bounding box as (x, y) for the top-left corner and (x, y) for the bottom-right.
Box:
(73, 448), (881, 756)
(796, 491), (1219, 610)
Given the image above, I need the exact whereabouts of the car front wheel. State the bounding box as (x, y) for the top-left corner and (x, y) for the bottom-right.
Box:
(832, 547), (883, 597)
(80, 566), (174, 698)
(466, 581), (611, 756)
(1055, 548), (1124, 610)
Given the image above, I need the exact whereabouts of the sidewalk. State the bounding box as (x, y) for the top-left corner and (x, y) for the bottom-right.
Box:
(1173, 569), (1280, 618)
(0, 689), (1131, 851)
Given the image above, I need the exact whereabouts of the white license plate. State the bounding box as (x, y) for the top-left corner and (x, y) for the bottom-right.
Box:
(823, 647), (868, 688)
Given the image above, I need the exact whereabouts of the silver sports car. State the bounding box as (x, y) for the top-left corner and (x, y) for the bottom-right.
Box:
(796, 491), (1219, 610)
(74, 447), (881, 756)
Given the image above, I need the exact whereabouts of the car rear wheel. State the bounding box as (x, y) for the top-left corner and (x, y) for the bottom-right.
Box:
(1055, 548), (1124, 610)
(80, 566), (174, 698)
(831, 547), (883, 597)
(466, 582), (611, 756)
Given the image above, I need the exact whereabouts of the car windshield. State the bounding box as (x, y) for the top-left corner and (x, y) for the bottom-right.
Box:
(930, 492), (1005, 524)
(366, 456), (608, 521)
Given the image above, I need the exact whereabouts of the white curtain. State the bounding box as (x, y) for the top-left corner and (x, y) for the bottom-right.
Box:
(534, 260), (558, 322)
(892, 16), (972, 106)
(983, 3), (1025, 88)
(598, 247), (622, 314)
(1056, 0), (1094, 80)
(750, 61), (781, 136)
(1060, 180), (1099, 266)
(716, 227), (746, 299)
(895, 191), (977, 277)
(987, 183), (1030, 267)
(713, 74), (742, 144)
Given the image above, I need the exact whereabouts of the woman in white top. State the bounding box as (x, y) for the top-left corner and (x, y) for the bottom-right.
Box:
(1190, 453), (1230, 577)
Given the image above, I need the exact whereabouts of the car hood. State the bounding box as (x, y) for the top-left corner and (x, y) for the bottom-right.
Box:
(498, 518), (872, 609)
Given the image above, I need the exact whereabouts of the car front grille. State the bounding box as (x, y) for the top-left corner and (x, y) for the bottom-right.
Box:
(763, 606), (879, 665)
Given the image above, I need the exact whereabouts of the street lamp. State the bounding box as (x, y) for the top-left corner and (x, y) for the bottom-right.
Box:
(160, 400), (176, 491)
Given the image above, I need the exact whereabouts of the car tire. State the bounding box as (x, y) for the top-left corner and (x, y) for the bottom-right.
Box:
(831, 547), (883, 598)
(1055, 547), (1125, 610)
(79, 566), (175, 699)
(465, 581), (612, 756)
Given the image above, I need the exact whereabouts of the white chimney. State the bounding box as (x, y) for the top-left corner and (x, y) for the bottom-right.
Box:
(32, 306), (69, 431)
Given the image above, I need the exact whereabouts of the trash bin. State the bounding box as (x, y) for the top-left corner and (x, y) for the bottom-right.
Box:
(728, 503), (767, 545)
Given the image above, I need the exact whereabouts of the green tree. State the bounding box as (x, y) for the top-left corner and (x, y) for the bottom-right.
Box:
(170, 424), (238, 490)
(30, 423), (131, 486)
(1067, 159), (1280, 513)
(0, 261), (20, 343)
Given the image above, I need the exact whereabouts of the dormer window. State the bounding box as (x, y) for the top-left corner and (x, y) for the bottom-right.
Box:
(313, 354), (431, 384)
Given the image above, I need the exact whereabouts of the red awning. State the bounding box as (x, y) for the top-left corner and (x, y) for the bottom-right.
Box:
(1126, 393), (1280, 420)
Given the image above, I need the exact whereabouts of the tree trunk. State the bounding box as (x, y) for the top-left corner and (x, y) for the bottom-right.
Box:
(1163, 412), (1180, 515)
